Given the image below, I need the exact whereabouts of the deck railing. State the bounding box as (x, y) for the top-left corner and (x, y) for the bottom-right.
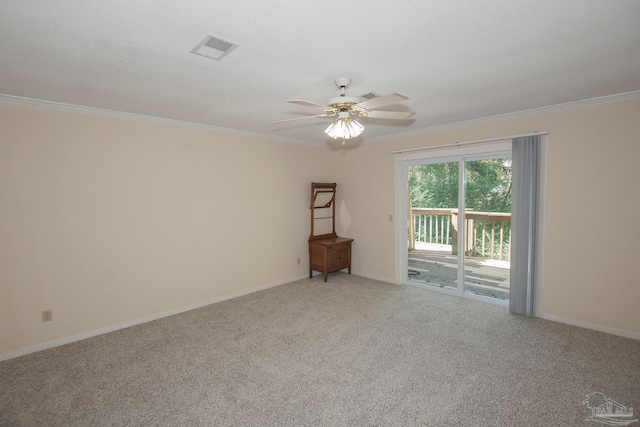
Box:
(410, 208), (511, 261)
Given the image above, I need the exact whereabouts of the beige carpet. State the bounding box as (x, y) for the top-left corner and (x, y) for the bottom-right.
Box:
(1, 273), (639, 426)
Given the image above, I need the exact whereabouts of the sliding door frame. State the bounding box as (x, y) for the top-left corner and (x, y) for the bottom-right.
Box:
(394, 141), (514, 306)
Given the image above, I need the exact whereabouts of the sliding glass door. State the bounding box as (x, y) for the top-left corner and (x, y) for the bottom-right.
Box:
(407, 161), (459, 292)
(403, 149), (512, 304)
(462, 158), (512, 301)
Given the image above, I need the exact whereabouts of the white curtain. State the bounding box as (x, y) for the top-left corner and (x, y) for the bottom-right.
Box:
(509, 135), (541, 316)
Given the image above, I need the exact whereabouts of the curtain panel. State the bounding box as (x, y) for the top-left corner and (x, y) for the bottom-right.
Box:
(509, 135), (541, 316)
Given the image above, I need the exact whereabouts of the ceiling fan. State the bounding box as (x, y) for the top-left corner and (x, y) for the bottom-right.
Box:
(273, 77), (415, 142)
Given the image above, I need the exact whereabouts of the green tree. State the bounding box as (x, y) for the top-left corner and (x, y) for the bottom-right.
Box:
(465, 159), (512, 212)
(409, 159), (511, 212)
(409, 158), (512, 260)
(409, 162), (459, 209)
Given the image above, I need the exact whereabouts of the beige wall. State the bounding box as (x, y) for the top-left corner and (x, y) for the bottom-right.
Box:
(2, 97), (639, 357)
(0, 105), (332, 355)
(331, 98), (640, 337)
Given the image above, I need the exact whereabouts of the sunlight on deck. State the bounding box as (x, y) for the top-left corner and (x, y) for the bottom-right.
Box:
(408, 242), (510, 300)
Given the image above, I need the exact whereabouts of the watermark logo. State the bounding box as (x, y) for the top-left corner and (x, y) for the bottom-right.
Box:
(583, 392), (637, 426)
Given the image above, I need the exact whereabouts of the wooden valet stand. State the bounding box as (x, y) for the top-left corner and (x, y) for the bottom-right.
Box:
(308, 182), (353, 282)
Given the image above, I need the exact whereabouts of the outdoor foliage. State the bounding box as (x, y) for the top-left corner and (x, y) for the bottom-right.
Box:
(409, 159), (513, 260)
(409, 159), (512, 212)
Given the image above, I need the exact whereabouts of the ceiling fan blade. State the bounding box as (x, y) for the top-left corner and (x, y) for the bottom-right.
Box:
(364, 110), (416, 120)
(272, 114), (332, 124)
(357, 92), (410, 110)
(286, 99), (331, 110)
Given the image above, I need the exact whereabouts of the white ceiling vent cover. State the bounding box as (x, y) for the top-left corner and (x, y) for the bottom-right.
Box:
(191, 35), (239, 61)
(360, 92), (381, 100)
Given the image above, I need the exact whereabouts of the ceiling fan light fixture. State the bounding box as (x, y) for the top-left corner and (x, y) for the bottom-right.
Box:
(324, 117), (364, 140)
(274, 77), (413, 142)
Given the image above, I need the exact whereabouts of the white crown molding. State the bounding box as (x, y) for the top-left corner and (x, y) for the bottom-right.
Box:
(0, 94), (322, 146)
(2, 90), (639, 146)
(369, 90), (640, 142)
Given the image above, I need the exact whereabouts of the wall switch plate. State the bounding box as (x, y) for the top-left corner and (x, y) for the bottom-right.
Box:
(42, 309), (53, 322)
(297, 258), (301, 265)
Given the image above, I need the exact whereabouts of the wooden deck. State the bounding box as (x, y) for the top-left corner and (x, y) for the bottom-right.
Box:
(408, 245), (510, 300)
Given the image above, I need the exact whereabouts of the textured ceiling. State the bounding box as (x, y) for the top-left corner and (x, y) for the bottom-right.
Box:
(1, 0), (640, 144)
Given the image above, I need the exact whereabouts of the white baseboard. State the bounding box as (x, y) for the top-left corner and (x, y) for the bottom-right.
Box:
(0, 274), (308, 362)
(309, 270), (394, 285)
(540, 313), (640, 341)
(8, 276), (635, 362)
(351, 270), (396, 284)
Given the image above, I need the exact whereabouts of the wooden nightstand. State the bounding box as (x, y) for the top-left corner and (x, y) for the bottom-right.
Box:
(309, 236), (353, 282)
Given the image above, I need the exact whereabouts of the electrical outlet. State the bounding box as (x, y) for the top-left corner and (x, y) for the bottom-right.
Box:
(42, 309), (53, 322)
(389, 214), (393, 222)
(297, 258), (301, 265)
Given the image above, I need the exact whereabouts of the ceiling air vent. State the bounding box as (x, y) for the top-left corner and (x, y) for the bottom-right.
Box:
(191, 35), (239, 61)
(360, 92), (381, 100)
